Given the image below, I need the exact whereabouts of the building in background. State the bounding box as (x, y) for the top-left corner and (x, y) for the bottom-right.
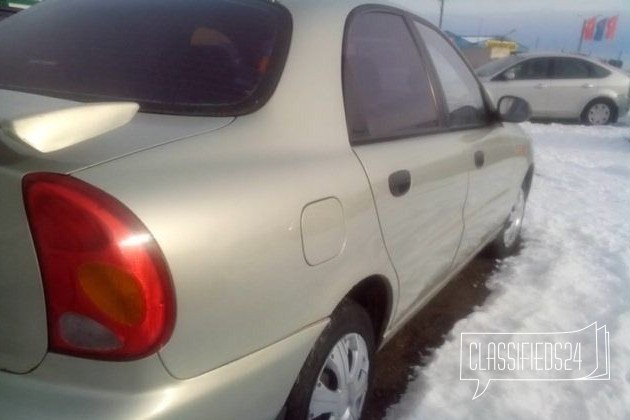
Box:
(445, 31), (529, 68)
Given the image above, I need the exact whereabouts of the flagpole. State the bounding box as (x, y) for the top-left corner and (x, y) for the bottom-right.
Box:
(578, 19), (586, 53)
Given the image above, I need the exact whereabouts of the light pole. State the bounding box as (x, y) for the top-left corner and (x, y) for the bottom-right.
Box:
(500, 29), (516, 42)
(477, 18), (484, 40)
(437, 0), (445, 29)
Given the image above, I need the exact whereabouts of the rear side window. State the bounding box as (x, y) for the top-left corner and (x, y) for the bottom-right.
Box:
(415, 22), (487, 128)
(591, 63), (612, 78)
(343, 12), (439, 143)
(0, 0), (291, 115)
(553, 58), (591, 79)
(553, 58), (611, 79)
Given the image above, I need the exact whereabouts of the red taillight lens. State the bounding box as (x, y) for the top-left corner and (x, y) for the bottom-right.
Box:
(23, 173), (175, 360)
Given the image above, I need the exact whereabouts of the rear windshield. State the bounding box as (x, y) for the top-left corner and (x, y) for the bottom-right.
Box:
(0, 0), (292, 115)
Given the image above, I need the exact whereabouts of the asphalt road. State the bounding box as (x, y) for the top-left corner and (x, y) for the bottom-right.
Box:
(363, 246), (517, 419)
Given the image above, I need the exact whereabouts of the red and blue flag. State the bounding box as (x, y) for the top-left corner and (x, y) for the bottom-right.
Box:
(594, 18), (607, 41)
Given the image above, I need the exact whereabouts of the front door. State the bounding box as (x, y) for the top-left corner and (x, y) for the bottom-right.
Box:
(413, 23), (518, 263)
(488, 57), (553, 118)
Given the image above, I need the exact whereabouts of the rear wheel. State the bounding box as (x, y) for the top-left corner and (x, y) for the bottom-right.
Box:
(581, 100), (617, 125)
(285, 300), (375, 420)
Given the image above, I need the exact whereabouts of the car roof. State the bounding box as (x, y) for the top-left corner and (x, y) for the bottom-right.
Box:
(477, 52), (624, 78)
(510, 52), (620, 70)
(278, 0), (435, 21)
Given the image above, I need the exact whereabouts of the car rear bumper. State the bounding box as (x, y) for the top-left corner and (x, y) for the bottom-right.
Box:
(617, 95), (630, 117)
(0, 319), (327, 420)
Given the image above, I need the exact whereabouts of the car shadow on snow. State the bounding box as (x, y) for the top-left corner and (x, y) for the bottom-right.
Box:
(363, 242), (524, 419)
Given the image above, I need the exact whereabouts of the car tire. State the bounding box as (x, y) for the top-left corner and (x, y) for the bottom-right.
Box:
(284, 299), (375, 420)
(486, 186), (527, 259)
(581, 99), (618, 126)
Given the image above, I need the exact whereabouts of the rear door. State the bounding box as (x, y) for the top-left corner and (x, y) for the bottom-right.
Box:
(547, 57), (600, 118)
(343, 8), (470, 322)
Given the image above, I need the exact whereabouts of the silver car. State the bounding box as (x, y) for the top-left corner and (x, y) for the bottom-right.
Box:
(477, 53), (630, 125)
(0, 0), (533, 419)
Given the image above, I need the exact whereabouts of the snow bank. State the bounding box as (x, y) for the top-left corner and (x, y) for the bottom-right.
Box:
(386, 122), (630, 419)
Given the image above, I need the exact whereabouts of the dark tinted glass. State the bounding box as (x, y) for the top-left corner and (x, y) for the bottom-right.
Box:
(476, 55), (520, 78)
(591, 63), (612, 78)
(553, 58), (610, 79)
(553, 58), (591, 79)
(344, 12), (439, 143)
(0, 0), (291, 115)
(415, 23), (487, 128)
(0, 8), (17, 21)
(505, 58), (551, 80)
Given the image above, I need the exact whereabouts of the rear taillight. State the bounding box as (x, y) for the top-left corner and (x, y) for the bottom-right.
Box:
(23, 173), (175, 360)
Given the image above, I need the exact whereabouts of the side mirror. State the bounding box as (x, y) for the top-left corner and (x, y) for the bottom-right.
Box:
(498, 96), (531, 123)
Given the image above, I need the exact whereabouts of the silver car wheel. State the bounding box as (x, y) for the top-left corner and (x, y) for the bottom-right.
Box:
(587, 102), (611, 125)
(308, 333), (370, 420)
(503, 188), (525, 249)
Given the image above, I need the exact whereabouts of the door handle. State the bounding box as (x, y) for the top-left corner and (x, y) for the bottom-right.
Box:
(582, 83), (595, 89)
(388, 170), (411, 197)
(534, 83), (547, 89)
(474, 150), (485, 168)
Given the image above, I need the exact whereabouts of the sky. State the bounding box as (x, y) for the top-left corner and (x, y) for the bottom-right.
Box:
(396, 0), (630, 69)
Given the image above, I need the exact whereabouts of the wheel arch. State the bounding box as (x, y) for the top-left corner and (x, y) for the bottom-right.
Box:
(522, 164), (534, 199)
(344, 274), (394, 348)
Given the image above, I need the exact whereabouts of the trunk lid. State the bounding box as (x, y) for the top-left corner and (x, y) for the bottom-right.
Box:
(0, 89), (233, 373)
(0, 89), (234, 173)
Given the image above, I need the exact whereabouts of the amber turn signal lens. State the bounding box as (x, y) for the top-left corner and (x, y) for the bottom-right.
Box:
(78, 262), (146, 326)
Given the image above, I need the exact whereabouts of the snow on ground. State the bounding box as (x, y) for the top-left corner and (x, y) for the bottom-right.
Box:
(386, 120), (630, 419)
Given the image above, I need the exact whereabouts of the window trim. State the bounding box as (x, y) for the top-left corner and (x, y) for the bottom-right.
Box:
(342, 6), (444, 145)
(342, 4), (494, 146)
(409, 17), (492, 131)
